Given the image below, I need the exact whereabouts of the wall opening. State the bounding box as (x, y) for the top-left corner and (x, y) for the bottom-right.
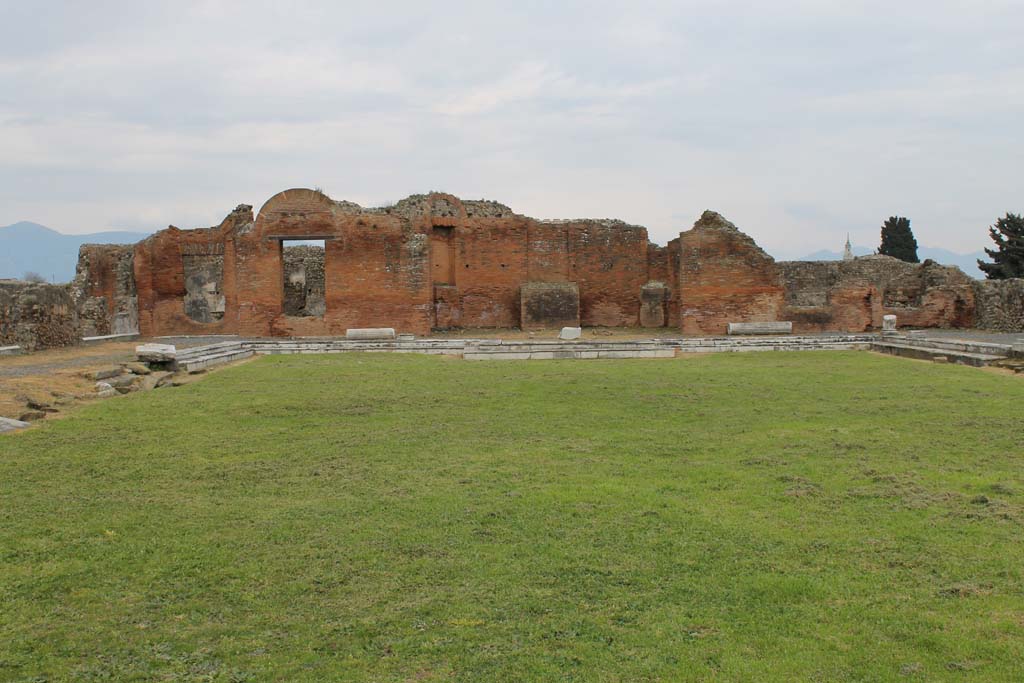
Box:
(281, 239), (326, 317)
(183, 246), (225, 323)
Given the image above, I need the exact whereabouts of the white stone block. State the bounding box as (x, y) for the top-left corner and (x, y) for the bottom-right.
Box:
(559, 327), (582, 340)
(727, 321), (793, 335)
(136, 343), (176, 362)
(345, 328), (396, 340)
(0, 417), (30, 433)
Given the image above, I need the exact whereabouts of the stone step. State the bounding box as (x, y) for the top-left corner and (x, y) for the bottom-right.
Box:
(888, 336), (1012, 357)
(175, 341), (245, 360)
(871, 341), (1005, 367)
(176, 348), (254, 373)
(465, 348), (678, 361)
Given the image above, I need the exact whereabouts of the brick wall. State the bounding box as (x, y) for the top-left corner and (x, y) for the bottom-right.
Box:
(108, 188), (1018, 338)
(130, 189), (667, 336)
(677, 211), (785, 335)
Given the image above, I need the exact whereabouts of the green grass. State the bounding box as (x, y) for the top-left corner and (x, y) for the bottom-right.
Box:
(1, 352), (1023, 682)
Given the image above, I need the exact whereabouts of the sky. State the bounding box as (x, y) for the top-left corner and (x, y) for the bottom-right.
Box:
(1, 1), (1021, 258)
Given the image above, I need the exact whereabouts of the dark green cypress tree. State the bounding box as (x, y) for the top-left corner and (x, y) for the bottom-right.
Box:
(978, 212), (1024, 280)
(878, 216), (919, 263)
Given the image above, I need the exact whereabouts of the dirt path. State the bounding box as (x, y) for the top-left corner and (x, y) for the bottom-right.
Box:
(0, 336), (239, 420)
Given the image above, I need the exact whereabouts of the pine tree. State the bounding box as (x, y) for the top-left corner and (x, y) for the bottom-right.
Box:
(978, 212), (1024, 280)
(878, 216), (919, 263)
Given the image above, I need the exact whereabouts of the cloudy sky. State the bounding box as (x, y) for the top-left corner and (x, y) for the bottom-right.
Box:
(1, 1), (1021, 256)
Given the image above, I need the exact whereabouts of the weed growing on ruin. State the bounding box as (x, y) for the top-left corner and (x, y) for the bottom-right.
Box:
(1, 352), (1022, 681)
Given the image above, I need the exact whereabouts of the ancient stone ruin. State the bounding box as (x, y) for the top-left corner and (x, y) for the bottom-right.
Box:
(3, 188), (1023, 350)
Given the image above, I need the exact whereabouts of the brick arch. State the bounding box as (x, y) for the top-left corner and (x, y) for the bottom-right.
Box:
(253, 188), (341, 241)
(426, 192), (468, 225)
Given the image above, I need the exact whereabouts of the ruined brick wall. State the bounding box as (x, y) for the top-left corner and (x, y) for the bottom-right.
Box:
(568, 221), (649, 326)
(131, 189), (665, 337)
(447, 215), (531, 329)
(72, 244), (137, 336)
(678, 211), (785, 335)
(122, 188), (1019, 338)
(135, 205), (252, 336)
(238, 190), (433, 337)
(0, 281), (81, 350)
(973, 278), (1024, 331)
(777, 257), (975, 332)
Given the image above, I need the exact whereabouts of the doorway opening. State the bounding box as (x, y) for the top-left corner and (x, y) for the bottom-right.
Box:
(281, 239), (326, 317)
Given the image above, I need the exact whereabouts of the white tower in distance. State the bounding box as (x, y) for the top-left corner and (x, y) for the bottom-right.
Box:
(843, 234), (854, 261)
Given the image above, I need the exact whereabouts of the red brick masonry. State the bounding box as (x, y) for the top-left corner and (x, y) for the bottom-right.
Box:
(78, 188), (988, 337)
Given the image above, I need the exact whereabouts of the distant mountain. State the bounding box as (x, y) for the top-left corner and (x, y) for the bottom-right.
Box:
(797, 245), (987, 278)
(0, 221), (151, 283)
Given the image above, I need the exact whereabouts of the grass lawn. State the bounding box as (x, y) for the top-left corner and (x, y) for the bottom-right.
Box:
(1, 351), (1023, 681)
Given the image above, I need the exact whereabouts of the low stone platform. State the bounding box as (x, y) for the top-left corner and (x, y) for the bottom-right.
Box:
(871, 335), (1013, 367)
(174, 342), (256, 373)
(160, 334), (879, 372)
(149, 333), (1021, 374)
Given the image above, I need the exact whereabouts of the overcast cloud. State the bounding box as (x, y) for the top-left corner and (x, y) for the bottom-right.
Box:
(1, 0), (1022, 256)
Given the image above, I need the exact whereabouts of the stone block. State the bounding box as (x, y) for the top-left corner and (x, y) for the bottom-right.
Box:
(0, 417), (30, 433)
(106, 375), (137, 389)
(136, 343), (177, 362)
(520, 282), (580, 330)
(882, 314), (897, 332)
(122, 362), (152, 375)
(93, 367), (122, 381)
(345, 328), (396, 340)
(727, 321), (793, 335)
(559, 327), (582, 340)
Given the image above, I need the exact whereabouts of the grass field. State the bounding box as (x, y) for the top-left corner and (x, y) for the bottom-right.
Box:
(1, 352), (1023, 681)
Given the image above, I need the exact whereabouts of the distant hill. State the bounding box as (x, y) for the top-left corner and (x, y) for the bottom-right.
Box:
(0, 222), (151, 283)
(799, 245), (987, 278)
